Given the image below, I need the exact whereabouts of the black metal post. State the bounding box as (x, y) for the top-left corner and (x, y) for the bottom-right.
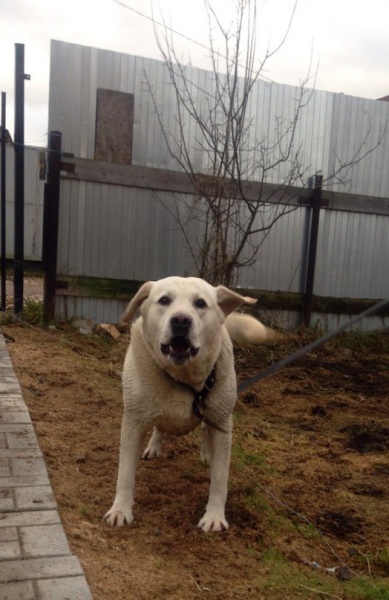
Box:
(14, 43), (27, 314)
(303, 174), (323, 327)
(1, 92), (6, 311)
(43, 131), (62, 322)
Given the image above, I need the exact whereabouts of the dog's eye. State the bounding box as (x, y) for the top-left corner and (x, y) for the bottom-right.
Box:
(194, 298), (207, 309)
(158, 295), (171, 306)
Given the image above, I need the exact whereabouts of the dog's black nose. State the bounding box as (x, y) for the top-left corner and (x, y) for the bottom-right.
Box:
(171, 313), (192, 333)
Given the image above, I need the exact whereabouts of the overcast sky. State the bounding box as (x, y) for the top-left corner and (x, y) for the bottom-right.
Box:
(1, 0), (388, 147)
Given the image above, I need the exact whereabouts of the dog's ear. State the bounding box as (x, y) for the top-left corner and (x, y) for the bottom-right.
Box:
(215, 286), (257, 316)
(121, 281), (154, 323)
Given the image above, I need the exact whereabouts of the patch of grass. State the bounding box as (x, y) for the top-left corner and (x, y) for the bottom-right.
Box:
(239, 482), (292, 533)
(261, 548), (389, 600)
(0, 299), (44, 326)
(232, 443), (266, 469)
(373, 547), (389, 577)
(0, 309), (13, 325)
(293, 521), (323, 540)
(243, 485), (268, 512)
(22, 299), (44, 325)
(328, 328), (389, 353)
(260, 548), (338, 598)
(79, 504), (95, 519)
(344, 577), (389, 600)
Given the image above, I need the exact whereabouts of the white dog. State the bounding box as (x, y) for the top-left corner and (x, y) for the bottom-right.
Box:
(104, 276), (273, 532)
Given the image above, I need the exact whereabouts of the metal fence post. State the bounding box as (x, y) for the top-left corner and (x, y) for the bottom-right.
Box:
(14, 43), (30, 315)
(303, 174), (323, 327)
(1, 92), (6, 311)
(42, 131), (62, 321)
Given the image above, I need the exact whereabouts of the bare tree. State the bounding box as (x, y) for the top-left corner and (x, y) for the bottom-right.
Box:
(147, 0), (386, 287)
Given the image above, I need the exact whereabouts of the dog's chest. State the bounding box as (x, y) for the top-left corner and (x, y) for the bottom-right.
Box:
(150, 384), (199, 433)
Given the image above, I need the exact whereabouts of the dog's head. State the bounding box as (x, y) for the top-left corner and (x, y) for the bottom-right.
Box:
(121, 276), (256, 367)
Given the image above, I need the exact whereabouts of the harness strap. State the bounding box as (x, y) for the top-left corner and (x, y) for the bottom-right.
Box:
(164, 365), (227, 433)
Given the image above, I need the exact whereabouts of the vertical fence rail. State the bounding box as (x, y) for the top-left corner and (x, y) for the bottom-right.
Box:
(13, 43), (29, 314)
(303, 174), (323, 326)
(1, 92), (6, 311)
(43, 131), (62, 321)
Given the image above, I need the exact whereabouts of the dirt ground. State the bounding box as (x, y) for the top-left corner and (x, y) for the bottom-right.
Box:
(1, 315), (389, 599)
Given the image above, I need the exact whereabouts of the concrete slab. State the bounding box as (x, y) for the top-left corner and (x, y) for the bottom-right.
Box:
(36, 576), (94, 600)
(0, 555), (85, 583)
(0, 411), (32, 424)
(21, 524), (71, 558)
(0, 581), (36, 600)
(15, 485), (56, 511)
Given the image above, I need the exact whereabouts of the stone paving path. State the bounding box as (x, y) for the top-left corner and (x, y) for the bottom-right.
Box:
(0, 334), (93, 599)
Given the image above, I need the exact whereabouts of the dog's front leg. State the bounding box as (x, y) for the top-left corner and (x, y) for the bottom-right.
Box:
(104, 411), (143, 527)
(198, 417), (232, 533)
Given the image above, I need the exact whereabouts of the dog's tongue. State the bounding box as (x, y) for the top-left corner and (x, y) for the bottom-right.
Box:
(171, 336), (190, 355)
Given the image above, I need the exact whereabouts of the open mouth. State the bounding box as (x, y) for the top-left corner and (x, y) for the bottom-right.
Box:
(160, 336), (199, 363)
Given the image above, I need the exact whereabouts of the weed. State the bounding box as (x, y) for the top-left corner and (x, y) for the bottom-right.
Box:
(232, 443), (266, 469)
(1, 300), (44, 326)
(374, 547), (389, 576)
(22, 299), (44, 325)
(344, 577), (389, 600)
(79, 504), (95, 519)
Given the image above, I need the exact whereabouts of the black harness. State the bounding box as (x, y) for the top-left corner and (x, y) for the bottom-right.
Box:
(164, 365), (227, 433)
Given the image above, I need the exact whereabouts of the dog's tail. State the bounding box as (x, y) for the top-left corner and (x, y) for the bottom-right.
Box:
(224, 313), (279, 345)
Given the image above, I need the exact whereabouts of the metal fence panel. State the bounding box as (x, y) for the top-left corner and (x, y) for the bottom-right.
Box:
(1, 146), (44, 261)
(49, 40), (389, 199)
(49, 41), (389, 328)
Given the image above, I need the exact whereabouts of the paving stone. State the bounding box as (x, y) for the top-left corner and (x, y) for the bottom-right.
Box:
(0, 358), (10, 366)
(11, 457), (47, 478)
(0, 458), (10, 476)
(0, 412), (32, 425)
(0, 488), (14, 510)
(5, 430), (39, 450)
(36, 576), (93, 600)
(0, 556), (85, 583)
(0, 510), (61, 528)
(0, 381), (22, 394)
(0, 397), (27, 410)
(0, 449), (42, 459)
(0, 476), (50, 488)
(0, 369), (16, 377)
(0, 581), (36, 600)
(0, 424), (34, 434)
(0, 541), (22, 560)
(15, 485), (56, 511)
(0, 526), (18, 542)
(21, 524), (71, 558)
(0, 356), (13, 367)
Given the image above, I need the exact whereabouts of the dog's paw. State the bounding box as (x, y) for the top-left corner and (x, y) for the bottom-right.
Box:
(143, 429), (163, 459)
(198, 511), (229, 533)
(142, 445), (163, 460)
(104, 506), (134, 527)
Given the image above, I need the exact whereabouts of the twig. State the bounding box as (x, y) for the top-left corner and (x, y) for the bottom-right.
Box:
(352, 548), (372, 577)
(189, 575), (202, 592)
